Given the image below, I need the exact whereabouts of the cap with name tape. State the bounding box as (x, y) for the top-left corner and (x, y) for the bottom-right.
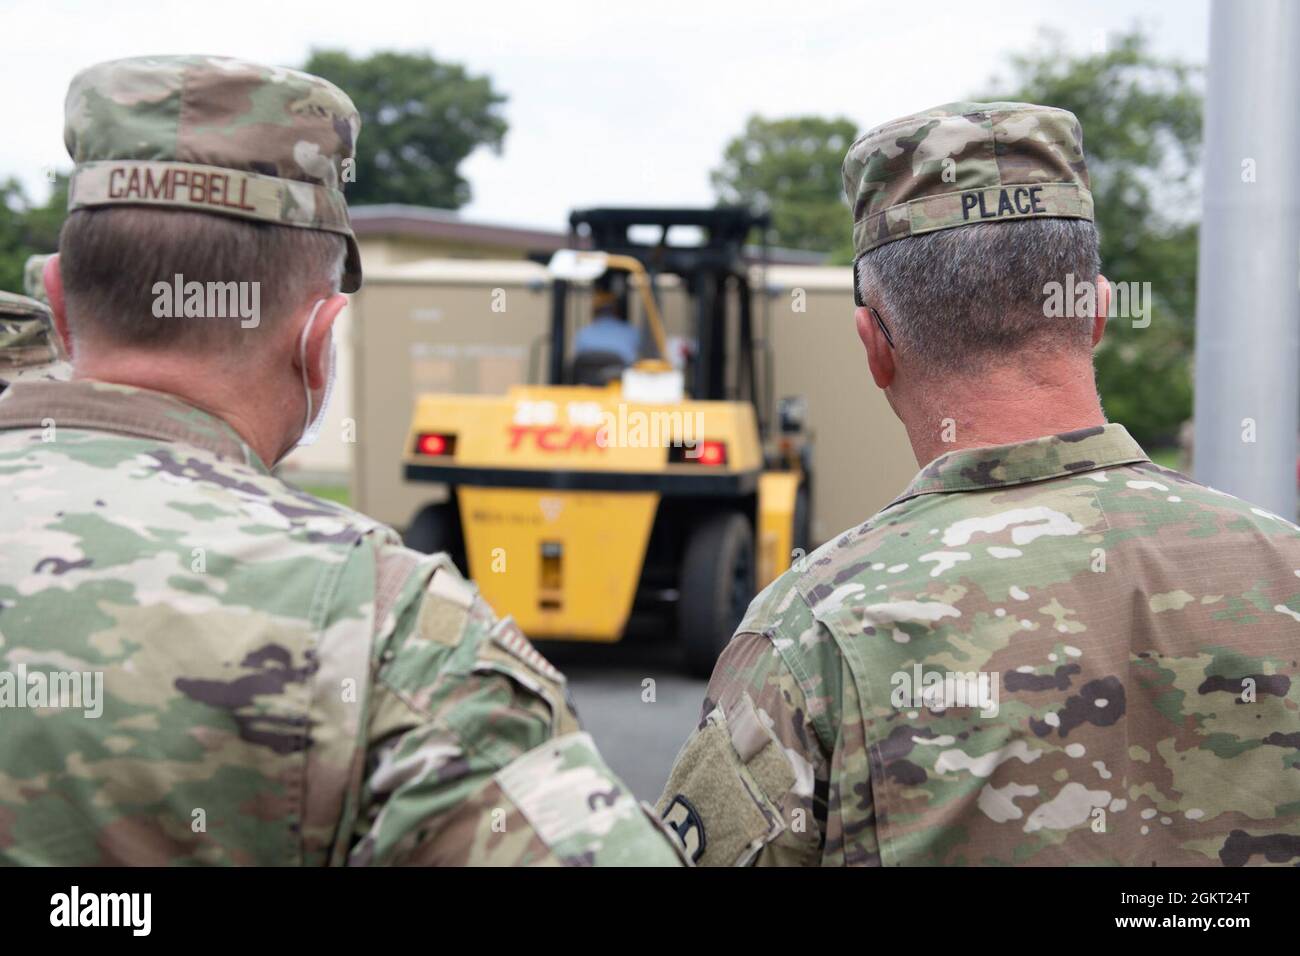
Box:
(64, 55), (363, 292)
(842, 101), (1093, 265)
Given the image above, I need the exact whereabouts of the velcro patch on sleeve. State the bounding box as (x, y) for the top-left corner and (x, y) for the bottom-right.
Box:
(414, 582), (470, 648)
(656, 703), (793, 866)
(729, 693), (798, 801)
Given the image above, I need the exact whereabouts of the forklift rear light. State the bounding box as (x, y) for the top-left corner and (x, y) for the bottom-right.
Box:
(698, 441), (727, 466)
(415, 432), (456, 457)
(672, 440), (727, 466)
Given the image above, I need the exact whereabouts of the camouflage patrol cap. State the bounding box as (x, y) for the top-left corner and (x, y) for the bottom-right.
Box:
(64, 55), (363, 291)
(23, 254), (51, 304)
(842, 101), (1093, 266)
(0, 291), (71, 384)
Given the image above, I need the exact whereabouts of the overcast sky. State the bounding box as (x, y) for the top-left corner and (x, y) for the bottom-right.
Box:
(2, 0), (1208, 230)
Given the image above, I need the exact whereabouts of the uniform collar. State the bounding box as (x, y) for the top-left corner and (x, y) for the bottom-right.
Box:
(890, 424), (1149, 507)
(0, 379), (269, 473)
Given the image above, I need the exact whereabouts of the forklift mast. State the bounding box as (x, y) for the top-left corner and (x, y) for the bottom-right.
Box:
(556, 207), (772, 430)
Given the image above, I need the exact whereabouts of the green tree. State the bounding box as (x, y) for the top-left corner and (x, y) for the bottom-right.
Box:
(0, 173), (67, 295)
(983, 29), (1202, 447)
(711, 115), (857, 259)
(303, 49), (508, 209)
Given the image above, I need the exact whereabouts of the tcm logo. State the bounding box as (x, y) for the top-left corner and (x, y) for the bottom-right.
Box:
(507, 424), (606, 453)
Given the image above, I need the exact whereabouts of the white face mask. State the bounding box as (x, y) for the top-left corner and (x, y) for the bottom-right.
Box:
(295, 298), (336, 449)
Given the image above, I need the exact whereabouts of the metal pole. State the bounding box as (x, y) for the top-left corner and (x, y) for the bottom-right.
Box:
(1193, 0), (1300, 517)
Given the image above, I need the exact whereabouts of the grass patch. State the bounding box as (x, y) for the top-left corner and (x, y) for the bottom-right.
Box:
(298, 483), (351, 507)
(1148, 447), (1181, 470)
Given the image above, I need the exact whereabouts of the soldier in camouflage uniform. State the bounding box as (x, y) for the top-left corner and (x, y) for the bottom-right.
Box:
(658, 102), (1300, 866)
(24, 254), (52, 304)
(0, 254), (71, 389)
(0, 55), (683, 866)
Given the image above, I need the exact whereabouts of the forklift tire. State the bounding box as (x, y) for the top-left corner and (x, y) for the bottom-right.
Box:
(402, 501), (467, 574)
(678, 511), (755, 678)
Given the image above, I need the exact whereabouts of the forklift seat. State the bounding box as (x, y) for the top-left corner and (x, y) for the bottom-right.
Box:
(569, 349), (628, 387)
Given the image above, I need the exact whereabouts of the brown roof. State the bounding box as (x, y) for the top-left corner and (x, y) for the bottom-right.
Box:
(349, 204), (572, 251)
(349, 204), (828, 265)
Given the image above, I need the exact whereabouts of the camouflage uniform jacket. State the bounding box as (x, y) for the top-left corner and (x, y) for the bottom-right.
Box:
(0, 291), (69, 392)
(0, 380), (683, 866)
(659, 425), (1300, 866)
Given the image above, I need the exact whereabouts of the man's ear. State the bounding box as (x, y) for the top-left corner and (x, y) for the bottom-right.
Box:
(292, 294), (347, 389)
(855, 305), (895, 389)
(1091, 274), (1110, 348)
(43, 254), (72, 357)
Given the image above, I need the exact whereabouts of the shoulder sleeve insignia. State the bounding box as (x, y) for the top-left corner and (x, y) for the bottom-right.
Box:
(662, 794), (706, 863)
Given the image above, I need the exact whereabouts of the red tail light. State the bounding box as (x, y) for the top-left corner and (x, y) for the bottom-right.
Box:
(671, 440), (727, 466)
(698, 441), (727, 466)
(415, 432), (455, 456)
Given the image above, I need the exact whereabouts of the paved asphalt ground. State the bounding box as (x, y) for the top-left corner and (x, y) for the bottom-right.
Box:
(535, 623), (709, 802)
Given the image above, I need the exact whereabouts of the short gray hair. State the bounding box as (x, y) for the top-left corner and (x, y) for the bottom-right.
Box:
(856, 218), (1100, 376)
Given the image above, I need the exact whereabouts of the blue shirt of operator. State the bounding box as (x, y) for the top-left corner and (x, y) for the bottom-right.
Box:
(574, 310), (641, 365)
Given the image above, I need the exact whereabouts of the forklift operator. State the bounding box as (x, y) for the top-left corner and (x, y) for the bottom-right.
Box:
(574, 290), (641, 366)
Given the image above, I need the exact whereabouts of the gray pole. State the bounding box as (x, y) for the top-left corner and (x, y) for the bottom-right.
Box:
(1193, 0), (1300, 517)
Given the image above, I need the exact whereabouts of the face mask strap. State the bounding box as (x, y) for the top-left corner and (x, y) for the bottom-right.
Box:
(297, 298), (329, 438)
(870, 307), (896, 350)
(854, 256), (896, 350)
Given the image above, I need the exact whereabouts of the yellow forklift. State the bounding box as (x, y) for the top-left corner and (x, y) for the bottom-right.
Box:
(401, 208), (811, 675)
